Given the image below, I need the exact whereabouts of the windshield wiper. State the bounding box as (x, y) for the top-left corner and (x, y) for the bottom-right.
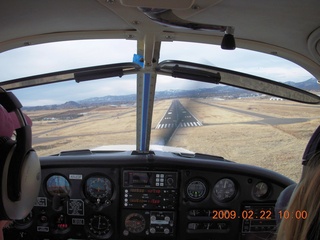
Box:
(157, 60), (320, 104)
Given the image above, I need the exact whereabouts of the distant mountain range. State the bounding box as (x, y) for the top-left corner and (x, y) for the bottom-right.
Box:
(24, 78), (319, 111)
(285, 78), (319, 90)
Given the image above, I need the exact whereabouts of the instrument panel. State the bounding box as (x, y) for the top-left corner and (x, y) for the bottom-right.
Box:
(4, 152), (293, 240)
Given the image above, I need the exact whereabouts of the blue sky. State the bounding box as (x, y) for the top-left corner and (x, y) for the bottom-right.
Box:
(0, 39), (315, 106)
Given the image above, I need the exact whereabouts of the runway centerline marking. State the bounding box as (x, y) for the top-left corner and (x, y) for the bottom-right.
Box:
(156, 100), (202, 129)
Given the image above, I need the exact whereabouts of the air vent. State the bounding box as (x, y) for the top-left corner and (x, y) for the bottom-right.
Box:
(59, 149), (92, 156)
(120, 0), (194, 9)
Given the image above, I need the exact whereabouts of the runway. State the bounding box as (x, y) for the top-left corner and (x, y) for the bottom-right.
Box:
(156, 100), (202, 129)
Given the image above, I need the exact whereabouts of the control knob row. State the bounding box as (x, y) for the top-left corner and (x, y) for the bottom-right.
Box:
(150, 227), (170, 234)
(150, 215), (171, 222)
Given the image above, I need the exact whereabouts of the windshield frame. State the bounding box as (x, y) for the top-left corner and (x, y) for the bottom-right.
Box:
(1, 39), (319, 182)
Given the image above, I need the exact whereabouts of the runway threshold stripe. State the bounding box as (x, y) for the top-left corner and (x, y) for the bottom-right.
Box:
(156, 121), (203, 129)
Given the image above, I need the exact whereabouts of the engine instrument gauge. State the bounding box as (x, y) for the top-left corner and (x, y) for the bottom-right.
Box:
(88, 215), (112, 238)
(124, 213), (146, 234)
(186, 179), (208, 201)
(46, 175), (71, 197)
(213, 178), (237, 202)
(85, 176), (113, 202)
(253, 182), (269, 198)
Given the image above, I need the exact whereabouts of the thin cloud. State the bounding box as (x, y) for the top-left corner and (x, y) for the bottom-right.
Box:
(234, 66), (313, 82)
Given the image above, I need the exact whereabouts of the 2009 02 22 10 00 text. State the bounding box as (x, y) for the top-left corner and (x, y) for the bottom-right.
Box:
(211, 210), (308, 220)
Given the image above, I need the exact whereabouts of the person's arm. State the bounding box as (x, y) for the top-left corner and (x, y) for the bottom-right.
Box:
(0, 221), (11, 240)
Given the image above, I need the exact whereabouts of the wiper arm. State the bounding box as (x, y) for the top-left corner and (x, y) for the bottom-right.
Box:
(157, 60), (320, 104)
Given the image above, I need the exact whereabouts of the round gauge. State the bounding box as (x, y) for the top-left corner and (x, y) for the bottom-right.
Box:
(124, 213), (146, 234)
(46, 175), (71, 197)
(88, 215), (112, 238)
(85, 176), (113, 202)
(213, 178), (237, 202)
(186, 179), (208, 201)
(253, 182), (269, 198)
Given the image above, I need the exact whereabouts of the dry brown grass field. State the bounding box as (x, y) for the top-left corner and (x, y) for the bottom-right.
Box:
(27, 106), (137, 155)
(25, 98), (320, 182)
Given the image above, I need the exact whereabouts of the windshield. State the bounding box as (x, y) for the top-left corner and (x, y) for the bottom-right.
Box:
(1, 39), (318, 182)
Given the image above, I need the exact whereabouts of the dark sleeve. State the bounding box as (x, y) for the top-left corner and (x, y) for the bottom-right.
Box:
(274, 183), (297, 225)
